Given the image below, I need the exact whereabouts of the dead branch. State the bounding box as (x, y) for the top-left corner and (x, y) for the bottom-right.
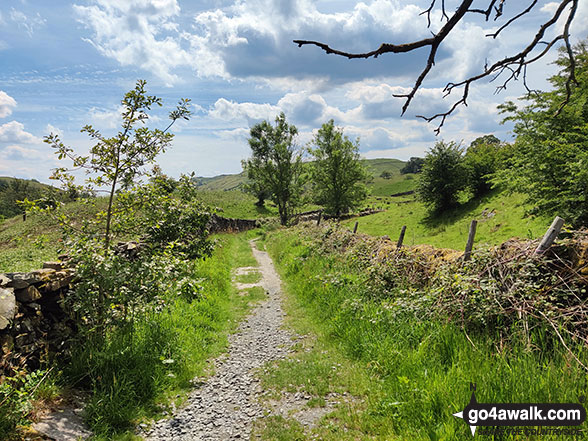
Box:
(293, 0), (579, 133)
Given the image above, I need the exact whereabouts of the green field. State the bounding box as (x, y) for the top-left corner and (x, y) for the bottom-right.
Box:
(345, 190), (551, 250)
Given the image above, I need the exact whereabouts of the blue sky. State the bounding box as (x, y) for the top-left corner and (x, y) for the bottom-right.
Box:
(0, 0), (586, 182)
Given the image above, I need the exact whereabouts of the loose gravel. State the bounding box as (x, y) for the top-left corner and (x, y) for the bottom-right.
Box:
(147, 240), (297, 440)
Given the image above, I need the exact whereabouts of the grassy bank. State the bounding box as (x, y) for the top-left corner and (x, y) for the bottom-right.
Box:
(347, 190), (551, 250)
(1, 232), (261, 440)
(262, 225), (587, 440)
(76, 232), (263, 439)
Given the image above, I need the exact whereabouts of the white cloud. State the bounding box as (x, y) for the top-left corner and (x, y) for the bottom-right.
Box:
(0, 91), (17, 118)
(87, 105), (124, 129)
(0, 144), (50, 161)
(74, 0), (189, 86)
(9, 8), (46, 37)
(46, 124), (63, 138)
(208, 98), (280, 125)
(0, 121), (39, 144)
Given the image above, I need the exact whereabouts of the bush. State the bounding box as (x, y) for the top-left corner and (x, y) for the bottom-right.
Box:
(417, 141), (467, 213)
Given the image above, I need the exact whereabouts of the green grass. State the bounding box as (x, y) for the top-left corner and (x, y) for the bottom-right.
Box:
(197, 190), (279, 219)
(345, 190), (551, 250)
(235, 270), (262, 284)
(63, 232), (263, 439)
(0, 199), (111, 272)
(195, 172), (247, 191)
(262, 228), (588, 440)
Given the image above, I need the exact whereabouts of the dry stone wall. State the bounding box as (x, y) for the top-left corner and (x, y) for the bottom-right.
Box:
(0, 261), (75, 375)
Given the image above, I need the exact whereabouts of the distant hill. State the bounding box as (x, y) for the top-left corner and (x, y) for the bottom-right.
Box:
(194, 172), (247, 191)
(0, 177), (61, 219)
(195, 158), (412, 194)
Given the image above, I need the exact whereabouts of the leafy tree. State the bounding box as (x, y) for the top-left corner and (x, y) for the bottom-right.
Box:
(417, 141), (467, 213)
(496, 41), (588, 227)
(242, 113), (303, 225)
(380, 171), (392, 179)
(43, 79), (191, 252)
(463, 135), (502, 197)
(22, 80), (202, 330)
(242, 179), (271, 207)
(308, 120), (368, 217)
(400, 157), (425, 174)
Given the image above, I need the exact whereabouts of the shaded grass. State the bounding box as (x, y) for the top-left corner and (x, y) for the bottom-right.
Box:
(263, 229), (588, 440)
(345, 191), (551, 250)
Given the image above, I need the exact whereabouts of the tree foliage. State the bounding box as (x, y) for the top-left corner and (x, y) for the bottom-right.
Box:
(22, 81), (212, 332)
(43, 79), (191, 251)
(308, 120), (368, 217)
(463, 134), (503, 197)
(400, 157), (425, 174)
(496, 41), (588, 227)
(242, 113), (303, 225)
(417, 141), (467, 213)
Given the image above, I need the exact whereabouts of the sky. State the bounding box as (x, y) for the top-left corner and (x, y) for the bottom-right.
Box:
(0, 0), (586, 182)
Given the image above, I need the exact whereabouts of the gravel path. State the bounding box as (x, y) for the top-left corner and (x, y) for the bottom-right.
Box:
(147, 240), (296, 440)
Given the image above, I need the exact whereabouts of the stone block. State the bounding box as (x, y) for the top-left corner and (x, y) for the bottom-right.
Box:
(0, 287), (16, 330)
(15, 285), (42, 303)
(43, 261), (64, 271)
(0, 274), (10, 287)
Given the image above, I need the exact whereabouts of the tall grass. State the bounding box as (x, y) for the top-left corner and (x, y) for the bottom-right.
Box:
(63, 233), (259, 439)
(265, 228), (588, 440)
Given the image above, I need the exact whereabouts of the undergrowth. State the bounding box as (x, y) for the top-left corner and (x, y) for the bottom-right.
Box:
(264, 223), (588, 440)
(62, 232), (259, 439)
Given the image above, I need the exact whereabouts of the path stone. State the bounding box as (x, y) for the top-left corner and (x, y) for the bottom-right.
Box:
(147, 240), (297, 441)
(32, 407), (91, 441)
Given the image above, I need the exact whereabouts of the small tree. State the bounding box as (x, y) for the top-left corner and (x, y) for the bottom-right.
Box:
(308, 120), (368, 217)
(44, 79), (191, 252)
(417, 141), (467, 213)
(400, 157), (425, 174)
(242, 113), (303, 225)
(380, 171), (392, 179)
(496, 41), (588, 227)
(464, 135), (502, 197)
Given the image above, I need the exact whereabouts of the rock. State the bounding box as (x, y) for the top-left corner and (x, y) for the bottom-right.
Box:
(0, 287), (16, 330)
(43, 261), (64, 271)
(4, 269), (54, 289)
(0, 274), (10, 287)
(42, 269), (75, 292)
(15, 285), (42, 303)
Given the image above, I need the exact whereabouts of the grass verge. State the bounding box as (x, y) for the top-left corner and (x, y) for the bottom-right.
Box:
(62, 232), (261, 440)
(261, 226), (588, 440)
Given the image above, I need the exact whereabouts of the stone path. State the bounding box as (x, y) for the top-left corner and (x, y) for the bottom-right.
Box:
(147, 240), (297, 440)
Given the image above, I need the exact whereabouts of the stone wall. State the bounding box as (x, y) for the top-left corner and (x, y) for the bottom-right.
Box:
(208, 214), (259, 233)
(0, 262), (75, 375)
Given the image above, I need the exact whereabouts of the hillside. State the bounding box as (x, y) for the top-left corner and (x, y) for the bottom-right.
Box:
(195, 158), (409, 193)
(350, 190), (551, 250)
(0, 177), (61, 219)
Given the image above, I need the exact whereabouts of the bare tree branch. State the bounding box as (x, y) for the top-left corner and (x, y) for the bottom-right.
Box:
(293, 0), (579, 133)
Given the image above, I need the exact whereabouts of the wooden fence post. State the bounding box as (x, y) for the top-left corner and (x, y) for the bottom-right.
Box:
(353, 221), (359, 234)
(535, 216), (565, 255)
(316, 211), (322, 226)
(397, 225), (407, 249)
(463, 219), (477, 261)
